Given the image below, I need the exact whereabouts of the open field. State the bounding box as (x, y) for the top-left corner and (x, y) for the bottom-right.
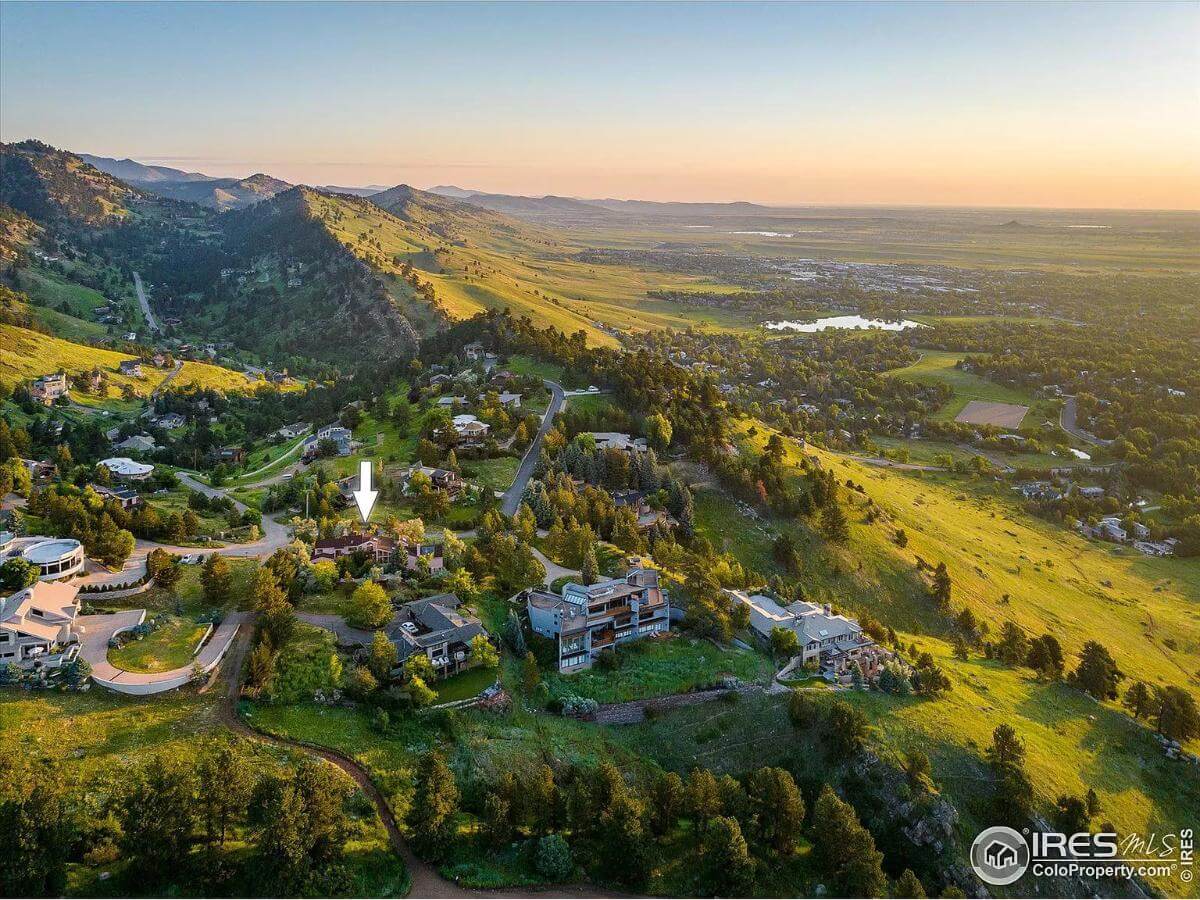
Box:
(543, 634), (773, 704)
(954, 399), (1029, 428)
(886, 349), (1057, 425)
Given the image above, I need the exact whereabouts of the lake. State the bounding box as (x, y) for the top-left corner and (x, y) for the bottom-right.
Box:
(765, 315), (925, 332)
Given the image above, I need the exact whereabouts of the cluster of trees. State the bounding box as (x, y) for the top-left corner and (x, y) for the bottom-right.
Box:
(0, 744), (370, 898)
(24, 483), (135, 567)
(627, 328), (939, 447)
(461, 510), (545, 595)
(407, 747), (928, 898)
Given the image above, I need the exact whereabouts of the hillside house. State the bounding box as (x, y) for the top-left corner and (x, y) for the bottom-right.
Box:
(387, 593), (486, 679)
(214, 446), (245, 465)
(497, 392), (522, 409)
(118, 360), (144, 378)
(154, 412), (186, 430)
(451, 414), (490, 446)
(400, 464), (465, 498)
(586, 432), (648, 454)
(90, 484), (142, 510)
(302, 425), (353, 460)
(523, 568), (670, 672)
(30, 372), (68, 406)
(0, 581), (82, 669)
(727, 590), (874, 676)
(311, 532), (443, 572)
(113, 434), (159, 454)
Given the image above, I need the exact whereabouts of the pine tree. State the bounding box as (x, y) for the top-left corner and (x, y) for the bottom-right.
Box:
(407, 752), (460, 860)
(580, 543), (599, 585)
(821, 499), (850, 542)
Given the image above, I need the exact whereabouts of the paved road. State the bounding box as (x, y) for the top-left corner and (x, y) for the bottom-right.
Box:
(1060, 396), (1113, 447)
(132, 271), (159, 333)
(149, 360), (183, 399)
(78, 472), (291, 587)
(501, 379), (564, 516)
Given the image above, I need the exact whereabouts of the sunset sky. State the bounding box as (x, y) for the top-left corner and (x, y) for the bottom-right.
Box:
(2, 1), (1197, 208)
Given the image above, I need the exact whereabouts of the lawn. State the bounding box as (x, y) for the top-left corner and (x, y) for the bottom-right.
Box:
(434, 665), (498, 703)
(106, 615), (211, 673)
(543, 634), (773, 704)
(504, 354), (566, 382)
(462, 455), (519, 494)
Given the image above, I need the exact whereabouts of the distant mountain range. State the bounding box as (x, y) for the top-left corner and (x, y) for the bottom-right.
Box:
(425, 184), (786, 225)
(73, 155), (789, 223)
(79, 153), (389, 210)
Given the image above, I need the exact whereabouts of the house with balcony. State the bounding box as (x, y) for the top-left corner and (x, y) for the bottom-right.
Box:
(523, 568), (670, 672)
(727, 590), (874, 675)
(311, 532), (443, 572)
(0, 581), (82, 669)
(386, 593), (486, 679)
(451, 414), (491, 446)
(399, 464), (465, 498)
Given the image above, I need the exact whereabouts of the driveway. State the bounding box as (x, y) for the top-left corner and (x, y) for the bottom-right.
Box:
(78, 610), (250, 695)
(501, 379), (564, 516)
(530, 546), (579, 586)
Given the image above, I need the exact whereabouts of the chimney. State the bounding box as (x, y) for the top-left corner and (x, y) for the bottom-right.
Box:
(823, 603), (832, 615)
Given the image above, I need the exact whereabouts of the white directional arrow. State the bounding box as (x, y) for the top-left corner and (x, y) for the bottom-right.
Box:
(352, 459), (378, 523)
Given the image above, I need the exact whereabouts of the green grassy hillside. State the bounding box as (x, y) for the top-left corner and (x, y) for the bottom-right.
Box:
(0, 323), (273, 400)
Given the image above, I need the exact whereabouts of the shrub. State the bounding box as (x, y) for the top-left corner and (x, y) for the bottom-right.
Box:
(534, 834), (573, 881)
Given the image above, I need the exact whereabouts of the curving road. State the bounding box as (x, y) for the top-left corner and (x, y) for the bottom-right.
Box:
(79, 471), (291, 587)
(1060, 396), (1113, 447)
(501, 379), (564, 516)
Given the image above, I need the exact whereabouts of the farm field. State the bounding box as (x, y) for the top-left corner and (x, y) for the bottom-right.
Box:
(886, 349), (1059, 424)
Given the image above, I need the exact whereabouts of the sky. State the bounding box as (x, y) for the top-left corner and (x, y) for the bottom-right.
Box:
(1, 1), (1197, 208)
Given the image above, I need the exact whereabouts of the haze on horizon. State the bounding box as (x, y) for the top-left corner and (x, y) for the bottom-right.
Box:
(2, 1), (1197, 210)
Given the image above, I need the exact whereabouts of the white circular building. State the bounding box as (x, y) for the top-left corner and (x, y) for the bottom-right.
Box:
(21, 538), (86, 580)
(99, 457), (155, 480)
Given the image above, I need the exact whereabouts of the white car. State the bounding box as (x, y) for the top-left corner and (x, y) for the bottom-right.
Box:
(180, 553), (205, 565)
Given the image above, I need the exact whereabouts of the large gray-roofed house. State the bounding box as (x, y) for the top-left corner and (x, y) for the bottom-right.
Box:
(726, 589), (872, 671)
(386, 593), (486, 679)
